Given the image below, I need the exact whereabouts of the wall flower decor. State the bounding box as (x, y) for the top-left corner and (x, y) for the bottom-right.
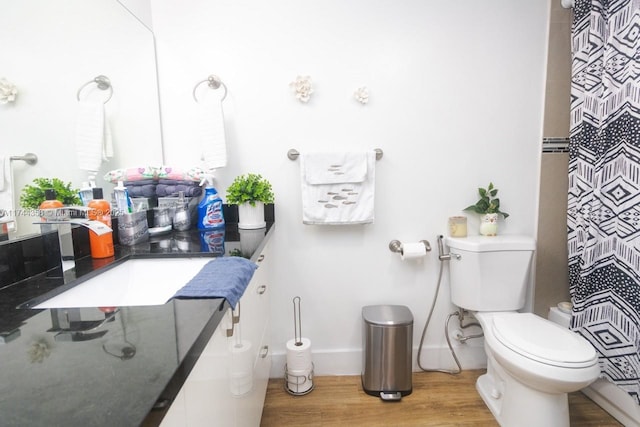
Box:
(354, 86), (369, 104)
(0, 77), (18, 104)
(290, 75), (313, 103)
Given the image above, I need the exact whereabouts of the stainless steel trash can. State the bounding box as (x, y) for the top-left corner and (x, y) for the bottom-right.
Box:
(361, 305), (413, 401)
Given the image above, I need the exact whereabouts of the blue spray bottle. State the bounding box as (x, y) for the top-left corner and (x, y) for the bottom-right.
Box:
(197, 174), (225, 230)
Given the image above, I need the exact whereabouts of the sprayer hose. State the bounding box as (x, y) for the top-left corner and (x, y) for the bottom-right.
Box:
(416, 253), (462, 375)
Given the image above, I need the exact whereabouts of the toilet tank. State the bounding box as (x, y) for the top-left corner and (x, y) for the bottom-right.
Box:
(445, 235), (536, 312)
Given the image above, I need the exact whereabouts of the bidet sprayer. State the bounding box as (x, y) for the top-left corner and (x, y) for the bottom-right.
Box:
(437, 235), (451, 261)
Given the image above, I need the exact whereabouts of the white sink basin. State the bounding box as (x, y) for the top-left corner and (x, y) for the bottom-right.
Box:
(35, 257), (214, 309)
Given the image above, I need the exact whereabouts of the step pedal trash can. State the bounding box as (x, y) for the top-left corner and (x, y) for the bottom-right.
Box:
(361, 305), (413, 401)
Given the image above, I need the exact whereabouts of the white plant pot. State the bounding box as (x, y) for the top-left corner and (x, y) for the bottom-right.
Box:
(238, 202), (266, 230)
(479, 213), (499, 236)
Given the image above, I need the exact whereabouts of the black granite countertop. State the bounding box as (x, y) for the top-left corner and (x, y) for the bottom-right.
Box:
(0, 218), (274, 427)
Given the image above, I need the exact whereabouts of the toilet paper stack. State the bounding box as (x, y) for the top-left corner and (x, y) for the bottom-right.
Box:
(285, 337), (313, 394)
(229, 340), (253, 396)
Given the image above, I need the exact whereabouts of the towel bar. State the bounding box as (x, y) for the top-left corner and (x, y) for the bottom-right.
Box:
(287, 148), (383, 161)
(193, 74), (228, 102)
(77, 75), (113, 104)
(10, 153), (38, 166)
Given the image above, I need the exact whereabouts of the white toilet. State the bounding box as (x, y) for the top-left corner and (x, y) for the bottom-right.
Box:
(445, 235), (600, 427)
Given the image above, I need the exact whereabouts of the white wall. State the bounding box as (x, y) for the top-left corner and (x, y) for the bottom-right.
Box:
(152, 0), (550, 375)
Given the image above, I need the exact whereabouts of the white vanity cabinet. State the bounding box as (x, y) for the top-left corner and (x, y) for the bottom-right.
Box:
(161, 244), (272, 427)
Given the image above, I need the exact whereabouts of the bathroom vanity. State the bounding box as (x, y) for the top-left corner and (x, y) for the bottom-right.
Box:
(0, 208), (274, 427)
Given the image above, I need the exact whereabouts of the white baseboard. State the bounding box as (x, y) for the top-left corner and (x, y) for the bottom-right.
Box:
(270, 345), (487, 378)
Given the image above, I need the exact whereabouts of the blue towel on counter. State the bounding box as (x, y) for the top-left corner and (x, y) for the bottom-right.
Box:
(170, 257), (258, 308)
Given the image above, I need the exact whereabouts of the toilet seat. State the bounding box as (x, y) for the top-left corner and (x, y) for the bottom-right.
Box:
(491, 313), (597, 368)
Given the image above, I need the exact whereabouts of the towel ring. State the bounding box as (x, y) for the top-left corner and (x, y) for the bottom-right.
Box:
(287, 148), (383, 161)
(193, 75), (228, 102)
(77, 75), (113, 104)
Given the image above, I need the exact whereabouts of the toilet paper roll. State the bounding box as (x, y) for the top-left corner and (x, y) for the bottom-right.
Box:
(230, 371), (254, 396)
(401, 242), (427, 260)
(286, 337), (313, 372)
(286, 367), (313, 394)
(229, 340), (254, 396)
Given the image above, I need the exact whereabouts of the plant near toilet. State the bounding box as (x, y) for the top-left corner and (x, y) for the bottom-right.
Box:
(463, 182), (508, 236)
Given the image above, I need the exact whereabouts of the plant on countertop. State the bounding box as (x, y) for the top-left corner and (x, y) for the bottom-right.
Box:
(463, 182), (509, 219)
(226, 173), (275, 207)
(20, 178), (81, 209)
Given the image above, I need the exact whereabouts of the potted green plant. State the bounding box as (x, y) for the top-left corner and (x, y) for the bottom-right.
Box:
(226, 173), (274, 229)
(19, 178), (81, 209)
(463, 182), (509, 236)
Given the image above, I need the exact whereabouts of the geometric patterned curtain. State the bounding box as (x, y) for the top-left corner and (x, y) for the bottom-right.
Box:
(568, 0), (640, 404)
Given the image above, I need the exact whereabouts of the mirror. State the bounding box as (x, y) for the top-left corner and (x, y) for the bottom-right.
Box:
(0, 0), (163, 239)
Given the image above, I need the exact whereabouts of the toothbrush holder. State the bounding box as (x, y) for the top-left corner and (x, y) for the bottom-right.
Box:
(118, 211), (150, 246)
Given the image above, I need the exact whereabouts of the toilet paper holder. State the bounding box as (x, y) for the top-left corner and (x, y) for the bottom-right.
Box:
(388, 239), (431, 255)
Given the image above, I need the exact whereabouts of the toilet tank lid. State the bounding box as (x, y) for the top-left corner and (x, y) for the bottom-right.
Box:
(362, 305), (413, 326)
(445, 235), (536, 252)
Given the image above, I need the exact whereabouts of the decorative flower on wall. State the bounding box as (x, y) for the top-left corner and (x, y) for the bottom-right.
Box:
(290, 75), (313, 103)
(354, 86), (369, 104)
(0, 77), (18, 104)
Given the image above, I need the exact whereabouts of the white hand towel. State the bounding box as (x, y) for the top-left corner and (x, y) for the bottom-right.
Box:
(0, 157), (16, 231)
(75, 99), (105, 172)
(300, 151), (376, 225)
(199, 96), (227, 171)
(0, 156), (5, 192)
(102, 117), (113, 161)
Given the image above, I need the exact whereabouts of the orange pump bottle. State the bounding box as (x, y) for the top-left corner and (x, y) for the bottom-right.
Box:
(87, 187), (114, 259)
(39, 189), (63, 220)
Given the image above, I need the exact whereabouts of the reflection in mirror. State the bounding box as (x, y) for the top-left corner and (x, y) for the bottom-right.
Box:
(0, 0), (163, 240)
(117, 0), (154, 32)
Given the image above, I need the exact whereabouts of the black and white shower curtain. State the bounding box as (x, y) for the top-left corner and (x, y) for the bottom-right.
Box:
(568, 0), (640, 403)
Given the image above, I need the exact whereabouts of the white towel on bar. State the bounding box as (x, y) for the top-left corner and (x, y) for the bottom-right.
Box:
(199, 96), (227, 171)
(75, 99), (112, 174)
(0, 156), (16, 232)
(300, 151), (376, 225)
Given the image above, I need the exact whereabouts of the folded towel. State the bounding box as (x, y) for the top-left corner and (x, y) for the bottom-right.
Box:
(104, 166), (159, 183)
(170, 257), (258, 308)
(124, 180), (157, 198)
(156, 182), (202, 198)
(300, 151), (376, 225)
(199, 96), (227, 171)
(157, 166), (206, 182)
(75, 99), (111, 172)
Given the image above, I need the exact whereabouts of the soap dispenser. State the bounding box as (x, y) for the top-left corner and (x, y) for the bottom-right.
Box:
(39, 188), (64, 224)
(87, 187), (114, 259)
(197, 175), (225, 230)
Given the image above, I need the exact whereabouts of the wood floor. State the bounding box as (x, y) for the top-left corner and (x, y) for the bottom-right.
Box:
(261, 370), (622, 426)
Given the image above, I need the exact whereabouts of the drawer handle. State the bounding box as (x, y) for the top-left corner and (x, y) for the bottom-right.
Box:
(260, 345), (269, 358)
(226, 302), (241, 337)
(257, 254), (265, 262)
(257, 284), (267, 295)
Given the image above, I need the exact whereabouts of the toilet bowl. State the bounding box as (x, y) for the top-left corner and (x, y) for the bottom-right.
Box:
(474, 311), (599, 427)
(445, 235), (600, 427)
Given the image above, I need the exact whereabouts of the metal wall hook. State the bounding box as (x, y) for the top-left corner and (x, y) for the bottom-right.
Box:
(193, 74), (228, 102)
(77, 75), (113, 103)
